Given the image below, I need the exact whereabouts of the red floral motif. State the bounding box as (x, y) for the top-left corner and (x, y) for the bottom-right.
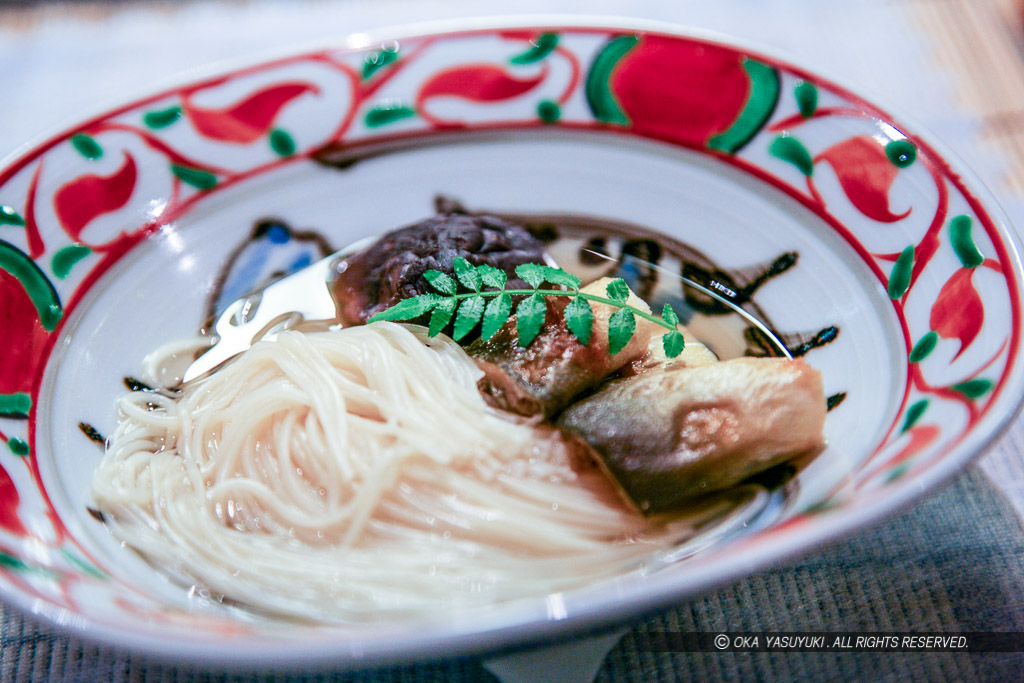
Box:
(813, 136), (910, 223)
(888, 424), (941, 468)
(416, 64), (546, 105)
(53, 154), (137, 243)
(930, 267), (984, 359)
(0, 461), (27, 537)
(182, 82), (319, 144)
(23, 165), (46, 259)
(608, 36), (756, 147)
(0, 270), (49, 399)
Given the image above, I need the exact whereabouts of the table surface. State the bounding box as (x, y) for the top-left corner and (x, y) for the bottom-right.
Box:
(3, 0), (1024, 680)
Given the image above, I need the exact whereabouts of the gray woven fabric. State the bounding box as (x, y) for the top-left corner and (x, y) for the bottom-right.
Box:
(3, 465), (1023, 682)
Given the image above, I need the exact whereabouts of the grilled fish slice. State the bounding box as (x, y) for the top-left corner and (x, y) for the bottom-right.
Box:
(557, 357), (826, 514)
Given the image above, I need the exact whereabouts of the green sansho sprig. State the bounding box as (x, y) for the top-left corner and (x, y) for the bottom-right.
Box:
(368, 258), (685, 357)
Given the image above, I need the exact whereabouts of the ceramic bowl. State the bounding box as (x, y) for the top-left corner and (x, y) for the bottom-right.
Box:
(0, 20), (1021, 669)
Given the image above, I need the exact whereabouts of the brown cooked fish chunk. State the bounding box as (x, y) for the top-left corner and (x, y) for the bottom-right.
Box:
(557, 357), (826, 514)
(466, 278), (660, 418)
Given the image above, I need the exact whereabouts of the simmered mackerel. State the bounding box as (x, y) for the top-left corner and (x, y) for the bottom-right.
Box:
(466, 278), (660, 418)
(557, 357), (826, 514)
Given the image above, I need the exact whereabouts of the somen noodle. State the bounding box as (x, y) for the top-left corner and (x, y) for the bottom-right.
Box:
(92, 322), (705, 620)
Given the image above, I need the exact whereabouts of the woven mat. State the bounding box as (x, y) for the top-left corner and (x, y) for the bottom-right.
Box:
(3, 466), (1022, 682)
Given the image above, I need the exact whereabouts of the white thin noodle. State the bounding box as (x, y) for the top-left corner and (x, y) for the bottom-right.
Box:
(92, 322), (704, 621)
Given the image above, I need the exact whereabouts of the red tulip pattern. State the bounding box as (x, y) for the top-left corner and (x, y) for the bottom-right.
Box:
(814, 136), (911, 223)
(182, 82), (319, 144)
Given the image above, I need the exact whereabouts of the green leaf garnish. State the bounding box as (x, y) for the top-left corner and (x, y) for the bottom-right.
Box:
(607, 308), (635, 355)
(515, 263), (547, 289)
(453, 257), (481, 291)
(453, 296), (485, 341)
(541, 265), (581, 289)
(371, 262), (685, 357)
(663, 330), (685, 358)
(662, 303), (680, 327)
(606, 278), (629, 303)
(429, 298), (457, 336)
(564, 296), (593, 344)
(481, 292), (513, 341)
(477, 264), (507, 289)
(369, 293), (443, 322)
(424, 269), (457, 295)
(516, 293), (547, 347)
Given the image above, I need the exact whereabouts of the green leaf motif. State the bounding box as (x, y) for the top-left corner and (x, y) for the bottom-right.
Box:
(269, 129), (296, 157)
(607, 308), (635, 355)
(362, 46), (399, 80)
(424, 270), (456, 295)
(0, 240), (62, 331)
(516, 293), (547, 348)
(143, 105), (183, 129)
(453, 257), (481, 291)
(0, 551), (31, 573)
(51, 244), (92, 280)
(453, 296), (485, 341)
(0, 205), (25, 227)
(901, 399), (929, 432)
(885, 463), (910, 482)
(886, 139), (917, 168)
(428, 298), (456, 337)
(951, 378), (993, 400)
(171, 164), (217, 190)
(537, 100), (561, 124)
(663, 330), (685, 358)
(794, 81), (818, 118)
(0, 393), (31, 416)
(369, 293), (441, 322)
(510, 33), (559, 64)
(888, 245), (915, 299)
(769, 135), (814, 176)
(364, 104), (416, 128)
(71, 133), (103, 160)
(707, 59), (780, 154)
(909, 330), (938, 363)
(481, 292), (512, 341)
(662, 303), (680, 327)
(585, 35), (638, 125)
(564, 296), (594, 344)
(515, 263), (547, 289)
(477, 264), (507, 289)
(606, 278), (629, 303)
(7, 438), (28, 456)
(60, 549), (107, 580)
(949, 215), (984, 269)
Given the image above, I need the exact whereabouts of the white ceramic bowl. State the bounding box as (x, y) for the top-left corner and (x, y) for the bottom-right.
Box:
(0, 20), (1021, 669)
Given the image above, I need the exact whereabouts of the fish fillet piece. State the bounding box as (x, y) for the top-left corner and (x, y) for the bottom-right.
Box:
(557, 357), (826, 514)
(467, 278), (660, 418)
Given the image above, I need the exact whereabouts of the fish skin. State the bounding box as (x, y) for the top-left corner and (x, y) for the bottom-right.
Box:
(467, 278), (658, 418)
(557, 357), (826, 514)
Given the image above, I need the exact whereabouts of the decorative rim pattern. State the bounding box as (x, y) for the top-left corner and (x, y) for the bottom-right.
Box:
(0, 22), (1021, 664)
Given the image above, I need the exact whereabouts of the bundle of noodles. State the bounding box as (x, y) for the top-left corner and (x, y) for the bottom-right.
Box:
(92, 322), (713, 620)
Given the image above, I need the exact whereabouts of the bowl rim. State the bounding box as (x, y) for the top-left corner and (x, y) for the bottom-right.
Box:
(3, 14), (1023, 670)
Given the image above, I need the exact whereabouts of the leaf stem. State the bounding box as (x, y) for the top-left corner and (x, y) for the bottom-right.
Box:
(450, 288), (676, 331)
